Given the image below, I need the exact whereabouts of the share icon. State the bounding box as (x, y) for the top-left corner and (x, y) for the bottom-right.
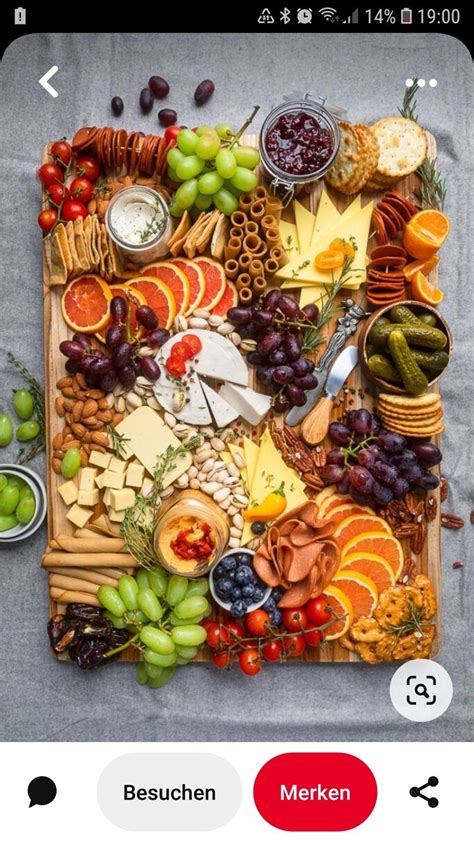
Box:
(409, 776), (439, 808)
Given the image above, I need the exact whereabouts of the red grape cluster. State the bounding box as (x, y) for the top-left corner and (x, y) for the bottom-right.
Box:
(227, 290), (319, 413)
(324, 408), (441, 507)
(59, 296), (169, 392)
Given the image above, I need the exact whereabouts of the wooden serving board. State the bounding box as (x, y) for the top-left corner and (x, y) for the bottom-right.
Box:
(42, 131), (442, 662)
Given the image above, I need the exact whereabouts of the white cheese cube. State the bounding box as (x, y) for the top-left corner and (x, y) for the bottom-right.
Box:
(101, 470), (126, 489)
(110, 487), (136, 511)
(79, 467), (98, 491)
(125, 462), (145, 488)
(108, 456), (128, 475)
(88, 450), (111, 469)
(77, 489), (99, 507)
(58, 480), (78, 506)
(103, 487), (113, 507)
(108, 508), (126, 523)
(95, 473), (105, 489)
(66, 504), (92, 528)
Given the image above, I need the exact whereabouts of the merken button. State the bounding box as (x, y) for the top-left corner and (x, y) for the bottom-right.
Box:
(253, 752), (377, 832)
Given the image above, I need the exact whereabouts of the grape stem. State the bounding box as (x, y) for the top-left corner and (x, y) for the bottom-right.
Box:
(228, 105), (261, 150)
(103, 631), (140, 658)
(343, 433), (377, 468)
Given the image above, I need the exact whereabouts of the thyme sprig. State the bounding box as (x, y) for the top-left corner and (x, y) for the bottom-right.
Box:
(7, 353), (46, 464)
(140, 196), (166, 243)
(106, 424), (130, 459)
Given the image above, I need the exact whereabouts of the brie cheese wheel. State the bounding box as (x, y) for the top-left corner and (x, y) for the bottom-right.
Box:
(201, 382), (239, 428)
(218, 382), (272, 425)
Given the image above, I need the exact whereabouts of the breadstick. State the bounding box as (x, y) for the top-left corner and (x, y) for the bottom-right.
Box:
(242, 234), (261, 254)
(253, 185), (268, 201)
(50, 587), (100, 608)
(239, 253), (252, 271)
(244, 221), (259, 236)
(230, 210), (247, 229)
(48, 567), (122, 587)
(42, 551), (136, 568)
(249, 200), (265, 222)
(49, 574), (101, 595)
(51, 536), (126, 554)
(264, 258), (279, 275)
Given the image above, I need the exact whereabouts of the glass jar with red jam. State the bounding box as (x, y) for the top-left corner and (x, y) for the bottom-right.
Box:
(260, 98), (341, 204)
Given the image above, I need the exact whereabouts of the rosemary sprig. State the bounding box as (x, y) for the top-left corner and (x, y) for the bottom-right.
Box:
(6, 353), (45, 464)
(140, 196), (166, 243)
(414, 157), (447, 211)
(106, 424), (130, 459)
(285, 234), (294, 254)
(301, 248), (358, 354)
(386, 600), (434, 640)
(399, 77), (420, 121)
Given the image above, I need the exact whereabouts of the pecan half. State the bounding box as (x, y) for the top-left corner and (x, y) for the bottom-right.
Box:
(425, 496), (438, 522)
(411, 522), (427, 554)
(313, 446), (326, 468)
(441, 512), (465, 529)
(393, 523), (419, 538)
(452, 561), (464, 569)
(440, 476), (448, 502)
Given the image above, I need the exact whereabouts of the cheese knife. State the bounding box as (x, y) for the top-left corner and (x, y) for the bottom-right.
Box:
(300, 345), (359, 446)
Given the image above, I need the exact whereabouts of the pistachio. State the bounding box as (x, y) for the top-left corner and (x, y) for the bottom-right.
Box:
(184, 431), (203, 447)
(241, 339), (257, 352)
(160, 485), (175, 499)
(210, 437), (226, 452)
(213, 487), (231, 503)
(138, 345), (156, 358)
(194, 449), (216, 465)
(223, 476), (240, 487)
(227, 505), (239, 517)
(187, 465), (199, 479)
(232, 493), (249, 508)
(189, 317), (209, 329)
(209, 460), (226, 473)
(105, 393), (115, 409)
(147, 395), (161, 411)
(189, 478), (201, 490)
(177, 315), (189, 331)
(172, 391), (186, 412)
(219, 497), (232, 511)
(133, 385), (146, 397)
(230, 526), (243, 538)
(197, 470), (208, 482)
(216, 322), (234, 335)
(208, 470), (229, 484)
(116, 396), (126, 414)
(230, 332), (241, 347)
(192, 308), (211, 320)
(126, 393), (143, 409)
(136, 375), (154, 389)
(141, 480), (154, 497)
(201, 481), (222, 495)
(201, 457), (217, 474)
(195, 442), (212, 456)
(198, 426), (214, 438)
(232, 452), (246, 469)
(164, 412), (177, 428)
(175, 474), (189, 489)
(228, 537), (242, 549)
(227, 463), (241, 478)
(208, 314), (224, 327)
(232, 513), (244, 530)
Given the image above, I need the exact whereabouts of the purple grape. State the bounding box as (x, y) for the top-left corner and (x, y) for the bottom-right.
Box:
(136, 305), (158, 330)
(118, 366), (136, 388)
(351, 408), (372, 436)
(90, 356), (113, 375)
(372, 461), (399, 486)
(80, 355), (96, 373)
(113, 343), (132, 369)
(148, 75), (169, 98)
(371, 413), (382, 435)
(284, 334), (302, 362)
(393, 477), (410, 498)
(302, 303), (319, 323)
(72, 333), (92, 349)
(158, 109), (178, 126)
(277, 295), (299, 318)
(100, 370), (117, 392)
(110, 296), (128, 323)
(291, 357), (312, 377)
(293, 373), (318, 390)
(348, 465), (374, 495)
(141, 357), (161, 382)
(377, 431), (407, 453)
(349, 486), (372, 506)
(65, 359), (81, 374)
(140, 87), (154, 113)
(372, 480), (394, 505)
(147, 328), (171, 347)
(246, 350), (264, 366)
(256, 366), (276, 387)
(415, 472), (440, 491)
(402, 464), (423, 483)
(257, 332), (282, 357)
(239, 323), (259, 339)
(227, 306), (253, 326)
(389, 450), (417, 470)
(345, 410), (358, 430)
(328, 422), (351, 446)
(106, 324), (126, 348)
(111, 96), (124, 116)
(132, 358), (143, 375)
(272, 365), (294, 385)
(194, 79), (215, 105)
(336, 472), (351, 494)
(284, 383), (306, 406)
(85, 370), (100, 387)
(327, 449), (345, 466)
(411, 442), (442, 467)
(59, 340), (85, 361)
(262, 290), (282, 312)
(322, 464), (345, 484)
(253, 310), (274, 329)
(273, 396), (291, 413)
(268, 349), (287, 366)
(358, 446), (382, 469)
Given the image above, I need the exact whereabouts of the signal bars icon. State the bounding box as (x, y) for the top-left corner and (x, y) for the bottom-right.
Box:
(343, 8), (359, 23)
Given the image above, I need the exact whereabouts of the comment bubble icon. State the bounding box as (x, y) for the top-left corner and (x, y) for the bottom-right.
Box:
(27, 776), (57, 808)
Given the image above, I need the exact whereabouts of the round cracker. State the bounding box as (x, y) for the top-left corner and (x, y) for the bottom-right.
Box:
(378, 392), (441, 407)
(372, 117), (427, 178)
(325, 122), (361, 191)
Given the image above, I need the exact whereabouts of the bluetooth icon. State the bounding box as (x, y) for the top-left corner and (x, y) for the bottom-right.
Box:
(280, 7), (291, 23)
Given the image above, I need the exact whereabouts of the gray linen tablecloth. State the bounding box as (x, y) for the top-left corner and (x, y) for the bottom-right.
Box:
(0, 32), (472, 742)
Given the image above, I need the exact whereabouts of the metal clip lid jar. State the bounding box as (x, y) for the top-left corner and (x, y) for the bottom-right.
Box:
(259, 96), (341, 206)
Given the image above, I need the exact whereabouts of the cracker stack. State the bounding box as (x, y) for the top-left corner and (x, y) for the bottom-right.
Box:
(377, 392), (444, 437)
(49, 216), (122, 287)
(325, 122), (379, 195)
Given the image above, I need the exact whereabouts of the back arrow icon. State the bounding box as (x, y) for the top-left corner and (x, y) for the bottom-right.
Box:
(39, 66), (59, 98)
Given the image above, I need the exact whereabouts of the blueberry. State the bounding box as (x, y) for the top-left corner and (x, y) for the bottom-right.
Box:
(242, 583), (256, 598)
(221, 556), (237, 572)
(262, 597), (275, 612)
(236, 552), (252, 566)
(230, 600), (247, 617)
(213, 565), (224, 579)
(271, 608), (283, 626)
(271, 587), (283, 602)
(216, 577), (233, 596)
(251, 521), (266, 535)
(252, 586), (266, 601)
(229, 570), (236, 580)
(231, 586), (242, 600)
(244, 595), (256, 607)
(235, 566), (253, 585)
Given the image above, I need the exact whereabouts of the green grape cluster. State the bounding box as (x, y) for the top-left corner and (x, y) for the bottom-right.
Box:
(97, 568), (210, 689)
(167, 124), (261, 218)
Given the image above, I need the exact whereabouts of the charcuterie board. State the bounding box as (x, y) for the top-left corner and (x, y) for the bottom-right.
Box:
(41, 125), (442, 668)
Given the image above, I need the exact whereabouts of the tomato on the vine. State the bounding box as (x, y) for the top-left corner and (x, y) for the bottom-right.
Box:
(282, 607), (308, 632)
(245, 609), (271, 637)
(37, 163), (63, 187)
(203, 621), (230, 649)
(164, 125), (181, 143)
(37, 209), (58, 234)
(47, 182), (68, 206)
(50, 140), (72, 167)
(75, 156), (101, 181)
(306, 595), (332, 628)
(70, 176), (94, 203)
(283, 634), (306, 657)
(223, 620), (245, 640)
(211, 651), (232, 669)
(262, 639), (283, 661)
(303, 624), (323, 647)
(238, 648), (261, 676)
(61, 199), (88, 222)
(181, 334), (202, 355)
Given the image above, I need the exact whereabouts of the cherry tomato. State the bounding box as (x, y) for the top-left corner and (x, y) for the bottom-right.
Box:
(75, 156), (101, 181)
(223, 620), (245, 640)
(37, 163), (64, 187)
(283, 634), (306, 657)
(37, 209), (58, 234)
(245, 609), (271, 637)
(50, 140), (72, 167)
(165, 125), (181, 143)
(303, 624), (323, 647)
(61, 199), (88, 222)
(306, 595), (332, 628)
(165, 356), (186, 377)
(181, 334), (202, 355)
(238, 648), (262, 676)
(70, 176), (94, 203)
(211, 651), (232, 669)
(171, 341), (194, 361)
(203, 621), (230, 649)
(47, 182), (68, 206)
(262, 639), (283, 661)
(282, 607), (308, 632)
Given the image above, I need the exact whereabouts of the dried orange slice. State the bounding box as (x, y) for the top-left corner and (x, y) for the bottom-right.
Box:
(331, 570), (378, 621)
(403, 209), (450, 259)
(95, 284), (147, 343)
(410, 270), (444, 305)
(314, 249), (345, 271)
(341, 532), (404, 581)
(320, 585), (354, 640)
(403, 254), (440, 280)
(61, 275), (112, 334)
(126, 276), (176, 330)
(340, 552), (396, 593)
(141, 261), (190, 316)
(333, 514), (392, 549)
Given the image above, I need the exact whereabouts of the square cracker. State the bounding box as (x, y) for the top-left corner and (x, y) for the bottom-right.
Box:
(55, 223), (73, 276)
(49, 232), (68, 286)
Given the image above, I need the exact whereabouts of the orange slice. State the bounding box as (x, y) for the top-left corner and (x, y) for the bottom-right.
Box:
(315, 486), (338, 507)
(410, 270), (444, 305)
(320, 585), (354, 640)
(340, 552), (396, 593)
(169, 258), (206, 315)
(325, 502), (375, 527)
(126, 276), (176, 330)
(317, 491), (352, 518)
(211, 281), (238, 317)
(403, 255), (440, 280)
(61, 275), (112, 334)
(141, 261), (190, 317)
(403, 209), (450, 259)
(331, 570), (378, 621)
(194, 257), (226, 310)
(333, 514), (392, 549)
(341, 532), (404, 581)
(95, 284), (147, 343)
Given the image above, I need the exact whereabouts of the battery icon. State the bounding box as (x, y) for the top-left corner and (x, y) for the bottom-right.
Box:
(401, 8), (412, 24)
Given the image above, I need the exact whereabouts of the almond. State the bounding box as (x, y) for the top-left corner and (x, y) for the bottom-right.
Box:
(56, 377), (72, 390)
(91, 432), (109, 447)
(62, 387), (75, 399)
(82, 399), (98, 418)
(97, 410), (113, 423)
(76, 372), (87, 389)
(83, 415), (98, 427)
(52, 432), (64, 450)
(71, 379), (81, 394)
(75, 390), (88, 401)
(86, 389), (104, 400)
(82, 431), (92, 443)
(63, 433), (74, 442)
(80, 448), (89, 467)
(82, 444), (91, 455)
(71, 422), (86, 438)
(90, 443), (106, 453)
(62, 439), (81, 451)
(63, 398), (75, 412)
(53, 449), (63, 460)
(112, 413), (123, 426)
(55, 396), (66, 417)
(72, 402), (83, 422)
(65, 412), (73, 425)
(62, 425), (71, 436)
(52, 458), (62, 474)
(98, 398), (109, 410)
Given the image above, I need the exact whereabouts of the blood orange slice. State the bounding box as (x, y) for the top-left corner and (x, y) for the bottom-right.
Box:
(340, 552), (396, 593)
(194, 257), (226, 310)
(325, 502), (374, 526)
(61, 275), (112, 334)
(211, 281), (238, 317)
(320, 586), (354, 640)
(141, 261), (190, 316)
(331, 570), (378, 621)
(333, 514), (392, 549)
(169, 258), (206, 316)
(95, 284), (147, 343)
(341, 533), (404, 581)
(126, 276), (176, 330)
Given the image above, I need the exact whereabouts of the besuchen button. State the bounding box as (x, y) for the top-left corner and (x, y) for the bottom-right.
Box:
(254, 752), (377, 831)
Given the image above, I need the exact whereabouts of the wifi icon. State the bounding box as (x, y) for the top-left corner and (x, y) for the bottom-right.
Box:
(318, 6), (338, 20)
